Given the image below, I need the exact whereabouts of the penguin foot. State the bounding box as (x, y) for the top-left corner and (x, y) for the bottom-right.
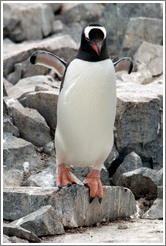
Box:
(83, 169), (103, 204)
(57, 163), (76, 187)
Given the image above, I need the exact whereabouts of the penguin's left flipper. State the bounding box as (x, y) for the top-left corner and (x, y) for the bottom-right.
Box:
(30, 50), (67, 78)
(114, 57), (133, 74)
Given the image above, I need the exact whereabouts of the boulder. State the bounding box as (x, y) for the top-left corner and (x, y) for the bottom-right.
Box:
(10, 205), (65, 236)
(5, 98), (51, 147)
(120, 17), (163, 57)
(3, 185), (136, 227)
(3, 223), (41, 243)
(25, 90), (59, 129)
(100, 3), (163, 57)
(142, 198), (163, 220)
(134, 41), (163, 76)
(61, 3), (104, 26)
(111, 152), (143, 185)
(115, 79), (162, 167)
(3, 3), (54, 42)
(3, 133), (43, 172)
(118, 167), (163, 199)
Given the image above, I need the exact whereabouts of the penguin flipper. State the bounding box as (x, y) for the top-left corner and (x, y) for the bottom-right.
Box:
(30, 50), (67, 78)
(114, 57), (133, 74)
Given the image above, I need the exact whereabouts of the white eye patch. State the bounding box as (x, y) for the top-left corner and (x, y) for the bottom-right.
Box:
(84, 26), (106, 40)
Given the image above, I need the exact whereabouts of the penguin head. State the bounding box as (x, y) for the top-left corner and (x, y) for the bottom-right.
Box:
(77, 24), (109, 62)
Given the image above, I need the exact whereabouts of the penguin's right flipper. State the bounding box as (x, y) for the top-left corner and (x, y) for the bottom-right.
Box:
(114, 57), (133, 74)
(30, 50), (67, 78)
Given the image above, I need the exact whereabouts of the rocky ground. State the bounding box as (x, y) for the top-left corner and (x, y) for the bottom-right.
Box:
(3, 2), (164, 244)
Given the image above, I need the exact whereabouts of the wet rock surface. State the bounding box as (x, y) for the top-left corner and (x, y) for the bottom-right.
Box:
(3, 2), (163, 243)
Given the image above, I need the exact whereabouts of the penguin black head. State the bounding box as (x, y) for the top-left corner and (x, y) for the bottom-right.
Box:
(77, 24), (109, 62)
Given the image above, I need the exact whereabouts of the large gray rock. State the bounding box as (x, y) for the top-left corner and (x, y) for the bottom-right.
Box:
(3, 133), (42, 172)
(100, 3), (163, 58)
(134, 41), (163, 76)
(3, 185), (136, 227)
(61, 3), (104, 26)
(3, 223), (41, 243)
(116, 79), (163, 165)
(5, 99), (51, 147)
(3, 3), (54, 42)
(120, 17), (163, 57)
(10, 205), (65, 236)
(118, 167), (163, 200)
(25, 91), (59, 129)
(3, 34), (78, 79)
(111, 152), (143, 185)
(142, 198), (163, 220)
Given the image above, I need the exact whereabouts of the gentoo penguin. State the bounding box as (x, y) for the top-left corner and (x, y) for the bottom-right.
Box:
(30, 24), (133, 203)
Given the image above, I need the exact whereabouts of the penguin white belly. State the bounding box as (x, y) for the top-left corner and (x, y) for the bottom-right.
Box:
(55, 58), (116, 170)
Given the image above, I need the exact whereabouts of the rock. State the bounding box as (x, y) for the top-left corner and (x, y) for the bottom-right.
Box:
(3, 235), (29, 243)
(10, 205), (65, 236)
(5, 98), (51, 147)
(3, 3), (54, 42)
(3, 133), (42, 172)
(111, 152), (143, 185)
(3, 185), (136, 227)
(134, 41), (163, 76)
(3, 116), (20, 137)
(116, 80), (162, 155)
(3, 34), (78, 78)
(23, 165), (57, 187)
(3, 223), (41, 243)
(104, 144), (119, 169)
(3, 167), (23, 187)
(142, 198), (163, 220)
(120, 17), (163, 57)
(25, 90), (59, 129)
(118, 167), (163, 199)
(5, 75), (54, 100)
(43, 141), (55, 155)
(61, 3), (104, 26)
(100, 3), (163, 57)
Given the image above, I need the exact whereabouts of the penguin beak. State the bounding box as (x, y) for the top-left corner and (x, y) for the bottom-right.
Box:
(90, 40), (103, 56)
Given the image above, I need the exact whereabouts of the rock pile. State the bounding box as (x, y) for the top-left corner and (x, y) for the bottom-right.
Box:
(3, 2), (163, 243)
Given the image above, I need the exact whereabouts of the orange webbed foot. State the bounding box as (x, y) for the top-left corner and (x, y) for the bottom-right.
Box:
(57, 163), (76, 188)
(83, 169), (103, 204)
